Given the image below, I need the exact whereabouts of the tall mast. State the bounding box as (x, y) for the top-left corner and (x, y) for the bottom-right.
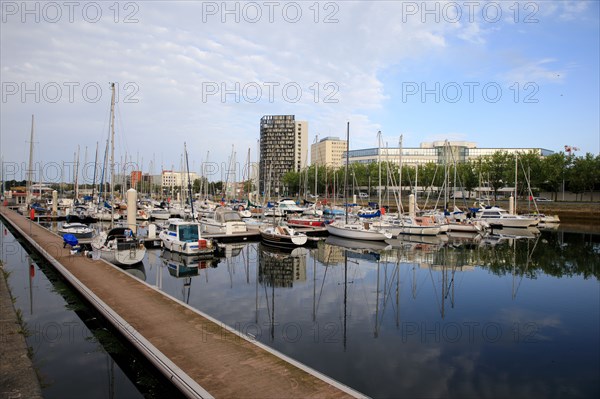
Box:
(74, 145), (80, 200)
(26, 115), (34, 204)
(109, 82), (116, 227)
(377, 131), (382, 208)
(245, 147), (251, 201)
(399, 135), (403, 213)
(514, 153), (518, 214)
(314, 135), (318, 200)
(91, 142), (99, 200)
(184, 142), (195, 221)
(345, 122), (349, 224)
(204, 150), (209, 200)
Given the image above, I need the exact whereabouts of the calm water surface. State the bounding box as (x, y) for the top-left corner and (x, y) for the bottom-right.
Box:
(0, 220), (182, 399)
(2, 220), (599, 398)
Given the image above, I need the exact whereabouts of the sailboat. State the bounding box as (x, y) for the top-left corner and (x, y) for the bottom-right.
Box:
(91, 83), (146, 266)
(325, 123), (392, 241)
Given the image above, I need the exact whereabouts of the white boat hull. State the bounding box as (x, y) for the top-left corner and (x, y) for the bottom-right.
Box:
(91, 230), (146, 266)
(326, 222), (392, 241)
(481, 218), (536, 228)
(447, 221), (484, 233)
(202, 221), (247, 234)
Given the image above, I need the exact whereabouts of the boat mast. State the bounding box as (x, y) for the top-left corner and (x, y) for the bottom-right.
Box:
(184, 142), (195, 221)
(26, 115), (34, 204)
(514, 153), (518, 214)
(109, 82), (116, 228)
(377, 130), (382, 209)
(399, 135), (403, 213)
(314, 135), (318, 200)
(345, 122), (349, 224)
(204, 151), (209, 200)
(91, 142), (99, 201)
(74, 145), (80, 201)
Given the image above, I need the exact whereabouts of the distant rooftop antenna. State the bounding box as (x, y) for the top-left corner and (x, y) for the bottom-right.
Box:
(564, 145), (580, 156)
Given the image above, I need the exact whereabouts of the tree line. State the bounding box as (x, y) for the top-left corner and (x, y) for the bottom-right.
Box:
(4, 151), (598, 201)
(280, 150), (600, 201)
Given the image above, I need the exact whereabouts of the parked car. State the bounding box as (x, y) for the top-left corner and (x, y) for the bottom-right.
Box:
(359, 192), (369, 199)
(534, 197), (553, 202)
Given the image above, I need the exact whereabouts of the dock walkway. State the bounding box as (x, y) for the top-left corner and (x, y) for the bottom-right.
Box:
(0, 206), (362, 398)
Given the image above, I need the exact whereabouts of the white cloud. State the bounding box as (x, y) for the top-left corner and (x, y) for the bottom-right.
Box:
(501, 58), (565, 84)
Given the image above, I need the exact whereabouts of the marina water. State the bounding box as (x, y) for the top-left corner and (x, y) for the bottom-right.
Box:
(2, 221), (598, 398)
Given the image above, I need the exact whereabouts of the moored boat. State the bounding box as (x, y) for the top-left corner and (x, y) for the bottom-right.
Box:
(259, 224), (308, 248)
(326, 220), (393, 241)
(475, 206), (538, 228)
(91, 227), (146, 266)
(202, 207), (247, 234)
(159, 218), (214, 256)
(58, 222), (94, 239)
(286, 215), (325, 228)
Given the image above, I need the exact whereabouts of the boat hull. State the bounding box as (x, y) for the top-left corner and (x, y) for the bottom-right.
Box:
(91, 230), (146, 266)
(93, 243), (146, 266)
(287, 218), (325, 227)
(325, 222), (392, 241)
(260, 228), (308, 248)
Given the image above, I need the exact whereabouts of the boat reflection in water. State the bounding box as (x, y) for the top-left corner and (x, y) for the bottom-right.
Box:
(481, 226), (540, 246)
(160, 250), (218, 278)
(324, 235), (391, 262)
(121, 262), (147, 281)
(159, 250), (219, 303)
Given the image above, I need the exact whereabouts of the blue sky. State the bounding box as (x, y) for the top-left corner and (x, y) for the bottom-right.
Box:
(1, 1), (598, 183)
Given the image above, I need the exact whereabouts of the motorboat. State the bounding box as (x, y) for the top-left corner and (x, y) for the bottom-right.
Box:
(475, 206), (538, 228)
(151, 207), (171, 220)
(202, 207), (247, 234)
(159, 218), (215, 256)
(264, 199), (304, 217)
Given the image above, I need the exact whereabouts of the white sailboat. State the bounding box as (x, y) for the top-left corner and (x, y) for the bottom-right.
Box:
(91, 227), (146, 266)
(325, 123), (393, 242)
(91, 83), (146, 266)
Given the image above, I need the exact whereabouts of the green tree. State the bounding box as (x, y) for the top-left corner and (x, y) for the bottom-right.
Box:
(570, 153), (598, 201)
(481, 151), (512, 200)
(282, 170), (300, 196)
(457, 162), (477, 199)
(541, 153), (568, 200)
(517, 151), (543, 196)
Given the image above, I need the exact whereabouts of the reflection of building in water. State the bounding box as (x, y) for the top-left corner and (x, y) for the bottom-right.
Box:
(259, 250), (307, 288)
(379, 248), (476, 271)
(314, 243), (344, 265)
(423, 264), (475, 272)
(379, 248), (438, 265)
